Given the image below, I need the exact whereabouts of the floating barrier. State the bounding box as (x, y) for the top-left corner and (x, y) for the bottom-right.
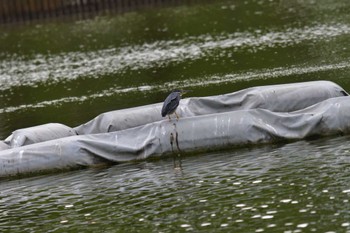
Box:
(0, 81), (348, 177)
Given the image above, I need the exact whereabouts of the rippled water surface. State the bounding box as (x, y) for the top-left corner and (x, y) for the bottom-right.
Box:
(1, 0), (350, 232)
(1, 137), (350, 232)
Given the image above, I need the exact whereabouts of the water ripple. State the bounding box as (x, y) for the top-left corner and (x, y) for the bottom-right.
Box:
(0, 136), (345, 232)
(1, 24), (350, 91)
(0, 60), (350, 114)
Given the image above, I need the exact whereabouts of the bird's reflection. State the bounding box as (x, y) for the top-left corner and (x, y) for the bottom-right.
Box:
(173, 153), (183, 171)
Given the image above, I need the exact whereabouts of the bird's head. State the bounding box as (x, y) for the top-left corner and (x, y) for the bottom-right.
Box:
(172, 89), (190, 96)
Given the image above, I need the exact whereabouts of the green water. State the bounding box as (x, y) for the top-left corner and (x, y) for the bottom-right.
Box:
(1, 0), (350, 232)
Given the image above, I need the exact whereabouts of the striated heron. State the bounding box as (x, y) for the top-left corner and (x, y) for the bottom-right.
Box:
(161, 90), (188, 120)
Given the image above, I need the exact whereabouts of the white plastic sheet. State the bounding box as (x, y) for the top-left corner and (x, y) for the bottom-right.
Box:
(5, 123), (77, 148)
(74, 80), (347, 134)
(0, 80), (348, 177)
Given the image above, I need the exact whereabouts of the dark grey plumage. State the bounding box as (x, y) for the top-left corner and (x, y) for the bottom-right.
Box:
(161, 90), (183, 119)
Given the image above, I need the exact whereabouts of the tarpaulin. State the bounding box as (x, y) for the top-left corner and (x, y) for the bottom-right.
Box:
(74, 80), (347, 134)
(0, 80), (348, 177)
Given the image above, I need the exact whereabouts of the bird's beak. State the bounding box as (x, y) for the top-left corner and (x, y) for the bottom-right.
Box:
(181, 90), (191, 95)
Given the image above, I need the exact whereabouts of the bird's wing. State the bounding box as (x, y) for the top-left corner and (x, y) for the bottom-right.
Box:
(161, 93), (180, 116)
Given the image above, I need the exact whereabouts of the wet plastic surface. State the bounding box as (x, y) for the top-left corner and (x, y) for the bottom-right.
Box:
(74, 81), (347, 134)
(0, 81), (348, 177)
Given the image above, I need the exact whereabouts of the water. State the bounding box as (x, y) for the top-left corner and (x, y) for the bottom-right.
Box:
(1, 0), (350, 232)
(1, 137), (350, 232)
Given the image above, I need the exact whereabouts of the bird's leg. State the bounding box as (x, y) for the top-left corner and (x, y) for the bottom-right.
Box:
(168, 115), (171, 121)
(175, 111), (179, 121)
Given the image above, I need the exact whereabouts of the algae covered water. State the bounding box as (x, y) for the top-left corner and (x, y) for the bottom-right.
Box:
(0, 0), (350, 232)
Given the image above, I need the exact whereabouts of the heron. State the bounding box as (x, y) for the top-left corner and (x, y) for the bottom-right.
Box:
(161, 90), (187, 120)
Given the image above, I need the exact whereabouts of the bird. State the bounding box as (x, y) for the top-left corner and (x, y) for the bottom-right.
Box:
(161, 90), (187, 120)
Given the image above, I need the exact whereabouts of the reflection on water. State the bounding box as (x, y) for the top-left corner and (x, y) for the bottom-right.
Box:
(0, 136), (349, 232)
